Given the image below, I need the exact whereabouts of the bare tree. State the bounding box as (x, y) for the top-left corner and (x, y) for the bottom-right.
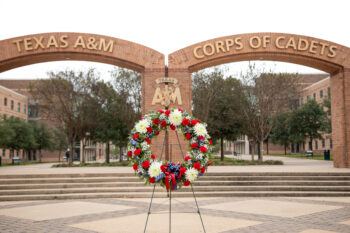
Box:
(30, 69), (100, 164)
(241, 63), (300, 161)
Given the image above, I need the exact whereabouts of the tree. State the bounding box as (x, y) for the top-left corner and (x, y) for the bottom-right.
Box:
(289, 99), (328, 150)
(30, 69), (100, 164)
(270, 112), (292, 155)
(192, 68), (245, 160)
(0, 118), (15, 156)
(241, 64), (300, 161)
(88, 80), (131, 163)
(51, 127), (68, 162)
(30, 121), (54, 162)
(1, 117), (35, 158)
(110, 67), (142, 161)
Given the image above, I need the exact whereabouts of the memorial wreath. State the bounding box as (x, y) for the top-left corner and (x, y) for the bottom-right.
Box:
(127, 108), (212, 190)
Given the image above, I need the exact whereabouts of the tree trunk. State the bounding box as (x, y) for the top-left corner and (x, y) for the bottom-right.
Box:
(257, 141), (263, 161)
(38, 148), (42, 163)
(81, 139), (86, 164)
(309, 138), (313, 151)
(266, 138), (269, 155)
(69, 140), (74, 165)
(58, 150), (61, 163)
(119, 146), (123, 162)
(105, 142), (110, 164)
(220, 135), (224, 161)
(284, 143), (287, 155)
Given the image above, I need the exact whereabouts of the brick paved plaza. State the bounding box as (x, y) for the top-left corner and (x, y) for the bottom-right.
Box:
(0, 196), (350, 233)
(0, 157), (349, 233)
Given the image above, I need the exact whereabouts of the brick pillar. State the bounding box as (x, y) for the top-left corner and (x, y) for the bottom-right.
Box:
(331, 68), (350, 168)
(167, 68), (192, 162)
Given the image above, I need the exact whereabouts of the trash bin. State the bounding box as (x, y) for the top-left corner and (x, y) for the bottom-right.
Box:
(324, 150), (330, 160)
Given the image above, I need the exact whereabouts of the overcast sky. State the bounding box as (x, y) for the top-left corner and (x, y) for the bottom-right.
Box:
(1, 0), (349, 79)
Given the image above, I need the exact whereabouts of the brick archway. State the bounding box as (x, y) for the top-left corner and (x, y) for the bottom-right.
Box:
(0, 32), (165, 113)
(168, 33), (350, 168)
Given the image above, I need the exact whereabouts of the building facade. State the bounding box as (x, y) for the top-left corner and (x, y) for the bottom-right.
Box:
(0, 79), (111, 164)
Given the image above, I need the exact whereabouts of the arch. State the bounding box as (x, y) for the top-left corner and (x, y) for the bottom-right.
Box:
(0, 32), (164, 72)
(168, 32), (350, 73)
(168, 33), (350, 168)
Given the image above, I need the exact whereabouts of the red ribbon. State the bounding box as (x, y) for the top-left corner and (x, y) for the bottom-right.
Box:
(165, 172), (177, 190)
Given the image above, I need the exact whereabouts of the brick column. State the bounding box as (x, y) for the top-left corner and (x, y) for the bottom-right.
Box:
(331, 68), (350, 168)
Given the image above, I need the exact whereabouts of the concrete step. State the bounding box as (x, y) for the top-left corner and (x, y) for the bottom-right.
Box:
(1, 191), (350, 201)
(2, 180), (350, 190)
(1, 175), (350, 185)
(1, 186), (350, 196)
(1, 172), (350, 179)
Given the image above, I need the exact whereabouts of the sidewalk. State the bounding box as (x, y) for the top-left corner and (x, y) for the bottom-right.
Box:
(0, 155), (349, 175)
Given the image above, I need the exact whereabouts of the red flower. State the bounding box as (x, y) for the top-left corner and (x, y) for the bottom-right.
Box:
(185, 133), (191, 140)
(142, 160), (150, 169)
(165, 109), (171, 116)
(178, 108), (183, 112)
(127, 151), (132, 157)
(182, 118), (190, 126)
(132, 163), (138, 171)
(209, 139), (213, 145)
(200, 166), (206, 174)
(145, 138), (151, 144)
(184, 180), (191, 186)
(151, 154), (156, 160)
(180, 166), (187, 174)
(158, 109), (164, 114)
(193, 162), (201, 170)
(134, 148), (142, 156)
(191, 143), (198, 149)
(170, 124), (176, 130)
(198, 135), (205, 141)
(149, 177), (155, 183)
(147, 127), (153, 133)
(153, 118), (160, 125)
(200, 146), (207, 153)
(154, 131), (160, 135)
(161, 165), (167, 172)
(184, 155), (191, 161)
(191, 119), (199, 126)
(133, 133), (139, 140)
(160, 120), (167, 128)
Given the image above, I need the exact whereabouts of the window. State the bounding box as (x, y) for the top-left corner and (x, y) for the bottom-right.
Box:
(322, 139), (325, 148)
(320, 90), (324, 98)
(313, 93), (316, 99)
(327, 87), (331, 97)
(315, 140), (318, 150)
(10, 100), (14, 110)
(24, 104), (27, 114)
(2, 149), (5, 157)
(330, 138), (333, 149)
(28, 103), (39, 118)
(4, 98), (7, 106)
(17, 103), (20, 112)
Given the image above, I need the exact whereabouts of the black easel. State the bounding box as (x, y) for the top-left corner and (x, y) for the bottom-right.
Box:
(143, 127), (207, 233)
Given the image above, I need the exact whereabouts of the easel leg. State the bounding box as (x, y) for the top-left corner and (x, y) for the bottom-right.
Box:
(143, 184), (157, 233)
(169, 187), (172, 233)
(191, 184), (206, 233)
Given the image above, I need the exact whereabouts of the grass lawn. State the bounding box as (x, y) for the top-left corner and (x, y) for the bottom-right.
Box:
(209, 156), (283, 166)
(268, 153), (332, 161)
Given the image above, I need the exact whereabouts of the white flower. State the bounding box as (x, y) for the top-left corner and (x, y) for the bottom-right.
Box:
(169, 109), (183, 126)
(135, 119), (150, 134)
(148, 161), (162, 177)
(196, 154), (203, 160)
(193, 123), (208, 137)
(141, 142), (149, 150)
(185, 168), (199, 182)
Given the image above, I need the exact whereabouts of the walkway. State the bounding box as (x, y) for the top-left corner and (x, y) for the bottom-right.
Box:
(0, 196), (350, 232)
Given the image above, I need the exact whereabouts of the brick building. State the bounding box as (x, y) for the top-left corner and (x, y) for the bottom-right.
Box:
(0, 79), (109, 163)
(225, 73), (331, 156)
